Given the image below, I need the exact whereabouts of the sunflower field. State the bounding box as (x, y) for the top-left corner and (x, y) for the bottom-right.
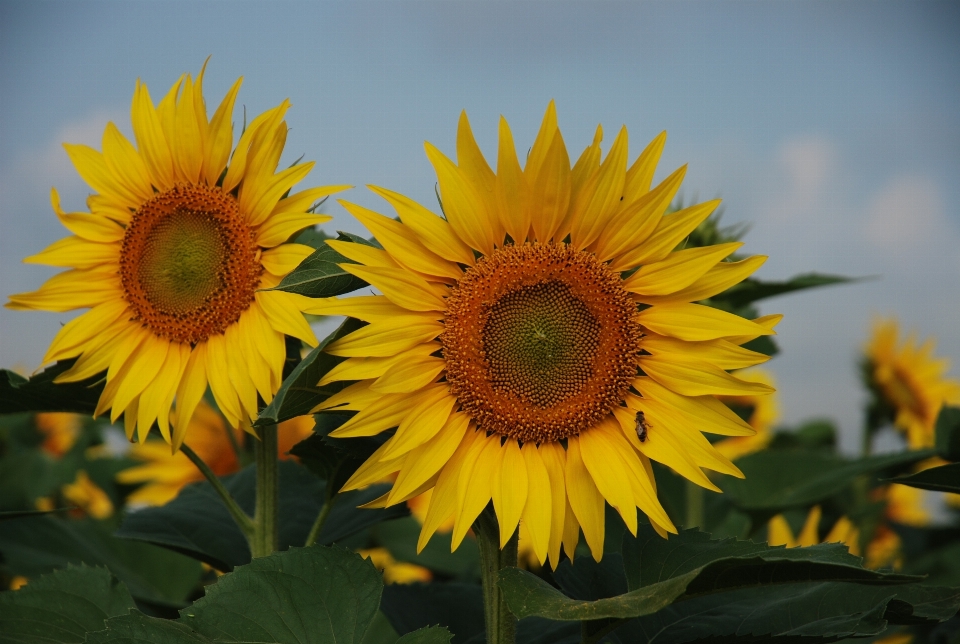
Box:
(2, 64), (960, 644)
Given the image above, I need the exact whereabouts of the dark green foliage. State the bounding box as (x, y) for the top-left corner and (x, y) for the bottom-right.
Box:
(116, 461), (406, 571)
(889, 463), (960, 494)
(719, 273), (855, 310)
(0, 361), (103, 415)
(264, 240), (368, 298)
(0, 565), (135, 644)
(936, 406), (960, 461)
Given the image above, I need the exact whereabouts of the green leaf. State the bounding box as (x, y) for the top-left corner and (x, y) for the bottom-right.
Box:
(0, 564), (135, 644)
(935, 405), (960, 461)
(181, 545), (382, 644)
(888, 462), (960, 493)
(84, 613), (212, 644)
(264, 241), (368, 298)
(374, 517), (480, 580)
(381, 583), (484, 642)
(0, 361), (104, 415)
(116, 461), (406, 570)
(394, 626), (454, 644)
(0, 516), (201, 607)
(717, 272), (855, 309)
(256, 317), (364, 426)
(720, 448), (934, 512)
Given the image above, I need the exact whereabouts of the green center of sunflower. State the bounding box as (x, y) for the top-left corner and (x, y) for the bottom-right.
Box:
(120, 184), (262, 345)
(443, 242), (641, 443)
(483, 281), (601, 408)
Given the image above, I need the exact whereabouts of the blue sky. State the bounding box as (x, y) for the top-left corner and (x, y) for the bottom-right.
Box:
(2, 1), (958, 452)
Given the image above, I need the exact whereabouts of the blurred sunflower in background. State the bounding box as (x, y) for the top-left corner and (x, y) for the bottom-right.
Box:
(117, 400), (313, 506)
(767, 505), (860, 555)
(864, 318), (960, 449)
(714, 369), (779, 461)
(6, 62), (348, 449)
(309, 102), (777, 565)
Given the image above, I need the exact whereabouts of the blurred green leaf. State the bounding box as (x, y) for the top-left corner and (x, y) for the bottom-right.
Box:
(0, 515), (201, 606)
(0, 564), (135, 643)
(256, 318), (363, 426)
(936, 406), (960, 461)
(180, 546), (382, 644)
(888, 463), (960, 494)
(395, 626), (454, 644)
(381, 582), (483, 643)
(0, 361), (103, 415)
(718, 273), (855, 309)
(116, 461), (406, 571)
(720, 448), (934, 512)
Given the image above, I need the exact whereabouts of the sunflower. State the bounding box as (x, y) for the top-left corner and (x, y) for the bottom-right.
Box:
(308, 103), (777, 565)
(865, 318), (960, 449)
(714, 369), (779, 461)
(767, 505), (860, 555)
(7, 63), (348, 449)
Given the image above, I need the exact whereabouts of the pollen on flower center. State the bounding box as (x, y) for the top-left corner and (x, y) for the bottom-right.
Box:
(443, 242), (641, 443)
(120, 184), (262, 344)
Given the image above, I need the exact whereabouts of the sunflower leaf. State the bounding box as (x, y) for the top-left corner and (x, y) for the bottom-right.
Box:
(887, 462), (960, 494)
(715, 272), (856, 309)
(0, 564), (135, 643)
(82, 612), (213, 644)
(256, 317), (364, 426)
(181, 545), (383, 644)
(265, 241), (368, 298)
(719, 448), (935, 512)
(395, 626), (454, 644)
(935, 405), (960, 461)
(0, 360), (104, 415)
(115, 461), (405, 571)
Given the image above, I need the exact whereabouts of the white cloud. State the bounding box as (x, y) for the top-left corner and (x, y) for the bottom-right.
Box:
(770, 136), (838, 223)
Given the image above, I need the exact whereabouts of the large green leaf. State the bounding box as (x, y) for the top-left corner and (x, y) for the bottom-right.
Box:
(0, 565), (135, 644)
(720, 448), (934, 512)
(116, 461), (406, 570)
(395, 627), (454, 644)
(936, 405), (960, 461)
(181, 545), (381, 644)
(264, 239), (367, 298)
(0, 361), (103, 415)
(888, 462), (960, 493)
(256, 317), (363, 426)
(717, 273), (854, 309)
(84, 613), (213, 643)
(0, 516), (200, 607)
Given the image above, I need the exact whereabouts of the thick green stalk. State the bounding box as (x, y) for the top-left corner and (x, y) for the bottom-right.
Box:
(685, 479), (704, 529)
(252, 423), (279, 558)
(474, 507), (518, 644)
(181, 443), (253, 537)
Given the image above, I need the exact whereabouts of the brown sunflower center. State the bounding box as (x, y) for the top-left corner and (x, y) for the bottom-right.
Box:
(443, 242), (641, 443)
(120, 184), (262, 344)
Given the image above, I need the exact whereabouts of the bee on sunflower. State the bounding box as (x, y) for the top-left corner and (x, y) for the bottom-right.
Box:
(306, 102), (779, 566)
(7, 62), (349, 450)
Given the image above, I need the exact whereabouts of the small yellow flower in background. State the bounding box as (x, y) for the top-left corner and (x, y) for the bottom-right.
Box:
(865, 526), (903, 570)
(9, 576), (29, 591)
(35, 412), (82, 457)
(6, 61), (349, 450)
(117, 400), (314, 506)
(884, 482), (931, 528)
(358, 548), (432, 584)
(714, 369), (779, 461)
(312, 103), (778, 565)
(62, 470), (114, 519)
(871, 634), (913, 644)
(865, 318), (960, 449)
(767, 505), (860, 555)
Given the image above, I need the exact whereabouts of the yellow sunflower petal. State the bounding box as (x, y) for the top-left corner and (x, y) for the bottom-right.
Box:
(612, 198), (720, 271)
(623, 242), (743, 297)
(425, 142), (496, 254)
(51, 188), (124, 243)
(494, 116), (531, 245)
(528, 131), (571, 243)
(131, 79), (175, 190)
(417, 427), (484, 552)
(24, 237), (118, 270)
(255, 213), (330, 248)
(492, 439), (528, 547)
(303, 295), (413, 321)
(456, 111), (504, 247)
(622, 130), (667, 203)
(173, 342), (208, 451)
(371, 354), (446, 394)
(564, 436), (605, 561)
(7, 269), (120, 312)
(569, 125), (627, 251)
(203, 76), (242, 185)
(325, 318), (443, 358)
(260, 244), (314, 277)
(383, 385), (457, 460)
(388, 412), (470, 504)
(520, 443), (552, 565)
(341, 264), (447, 312)
(638, 303), (776, 341)
(327, 392), (409, 438)
(101, 123), (153, 203)
(538, 441), (568, 567)
(640, 354), (776, 397)
(642, 334), (770, 370)
(452, 433), (501, 549)
(634, 255), (767, 306)
(255, 291), (318, 346)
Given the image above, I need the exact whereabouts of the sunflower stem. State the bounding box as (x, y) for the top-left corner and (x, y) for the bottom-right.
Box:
(304, 490), (339, 547)
(181, 443), (254, 536)
(685, 480), (704, 529)
(474, 506), (518, 644)
(252, 423), (279, 558)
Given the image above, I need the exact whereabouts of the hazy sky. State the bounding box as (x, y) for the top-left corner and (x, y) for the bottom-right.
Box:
(2, 1), (958, 452)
